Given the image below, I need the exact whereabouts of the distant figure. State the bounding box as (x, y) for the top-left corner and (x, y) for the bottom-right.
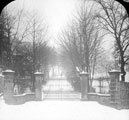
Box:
(14, 84), (19, 95)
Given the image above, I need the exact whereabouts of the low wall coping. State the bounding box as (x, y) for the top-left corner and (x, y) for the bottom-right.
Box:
(34, 72), (44, 75)
(3, 69), (15, 73)
(88, 93), (110, 97)
(80, 71), (89, 75)
(88, 93), (98, 95)
(13, 93), (35, 97)
(108, 69), (121, 74)
(97, 93), (110, 96)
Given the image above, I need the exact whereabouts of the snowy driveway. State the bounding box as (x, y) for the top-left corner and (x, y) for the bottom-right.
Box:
(0, 100), (129, 120)
(42, 80), (73, 92)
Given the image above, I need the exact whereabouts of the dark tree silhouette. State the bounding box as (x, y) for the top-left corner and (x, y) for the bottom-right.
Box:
(94, 0), (129, 81)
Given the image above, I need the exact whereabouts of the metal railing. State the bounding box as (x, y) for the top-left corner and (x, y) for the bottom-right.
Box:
(91, 78), (110, 94)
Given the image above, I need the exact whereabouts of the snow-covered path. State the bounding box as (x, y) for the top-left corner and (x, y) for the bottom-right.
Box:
(42, 80), (80, 100)
(0, 100), (129, 120)
(43, 79), (73, 92)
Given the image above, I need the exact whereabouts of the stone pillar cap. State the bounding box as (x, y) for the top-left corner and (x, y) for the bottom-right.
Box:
(34, 71), (44, 75)
(109, 69), (121, 73)
(3, 69), (15, 73)
(80, 71), (89, 75)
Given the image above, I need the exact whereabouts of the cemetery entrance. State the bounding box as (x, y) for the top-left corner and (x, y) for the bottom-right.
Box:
(42, 78), (81, 100)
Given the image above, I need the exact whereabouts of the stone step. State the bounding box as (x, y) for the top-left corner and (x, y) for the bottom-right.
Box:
(43, 94), (81, 97)
(43, 91), (79, 94)
(43, 93), (81, 100)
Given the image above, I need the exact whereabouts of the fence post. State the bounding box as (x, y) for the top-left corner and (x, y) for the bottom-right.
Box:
(3, 70), (15, 103)
(99, 78), (102, 93)
(108, 70), (121, 105)
(0, 74), (4, 94)
(34, 72), (44, 101)
(80, 71), (89, 100)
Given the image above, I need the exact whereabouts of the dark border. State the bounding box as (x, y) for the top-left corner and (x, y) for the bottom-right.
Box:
(0, 0), (14, 13)
(0, 0), (129, 14)
(116, 0), (129, 15)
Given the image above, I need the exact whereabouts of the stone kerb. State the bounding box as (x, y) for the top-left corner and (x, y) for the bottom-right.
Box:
(2, 69), (15, 104)
(80, 71), (89, 101)
(108, 70), (121, 104)
(34, 72), (44, 101)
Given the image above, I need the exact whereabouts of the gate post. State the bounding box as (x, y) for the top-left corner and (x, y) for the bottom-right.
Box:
(3, 70), (15, 103)
(34, 72), (44, 101)
(108, 70), (121, 104)
(80, 71), (89, 101)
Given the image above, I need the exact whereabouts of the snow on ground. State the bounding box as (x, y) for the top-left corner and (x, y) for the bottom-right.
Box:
(0, 100), (129, 120)
(0, 79), (128, 120)
(43, 80), (73, 91)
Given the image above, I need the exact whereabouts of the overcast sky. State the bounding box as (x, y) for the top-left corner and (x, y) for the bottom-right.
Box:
(7, 0), (79, 47)
(5, 0), (114, 50)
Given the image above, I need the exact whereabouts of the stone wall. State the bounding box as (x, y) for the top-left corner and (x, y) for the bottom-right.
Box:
(88, 93), (110, 104)
(13, 93), (35, 104)
(3, 70), (44, 104)
(116, 81), (129, 109)
(5, 93), (36, 105)
(88, 82), (129, 109)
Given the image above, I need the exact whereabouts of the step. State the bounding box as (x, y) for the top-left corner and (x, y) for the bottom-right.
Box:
(43, 93), (81, 100)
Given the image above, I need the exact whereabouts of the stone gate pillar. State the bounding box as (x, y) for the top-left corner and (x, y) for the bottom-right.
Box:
(3, 70), (15, 103)
(34, 72), (44, 101)
(108, 70), (121, 104)
(80, 71), (89, 100)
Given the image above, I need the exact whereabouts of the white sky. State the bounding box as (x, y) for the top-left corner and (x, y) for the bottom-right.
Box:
(6, 0), (114, 49)
(7, 0), (78, 47)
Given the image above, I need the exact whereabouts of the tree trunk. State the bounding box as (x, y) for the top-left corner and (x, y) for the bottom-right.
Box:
(120, 57), (126, 82)
(116, 36), (126, 82)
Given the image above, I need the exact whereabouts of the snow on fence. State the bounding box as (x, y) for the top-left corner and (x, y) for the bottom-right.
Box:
(91, 77), (110, 94)
(89, 71), (129, 109)
(88, 77), (110, 105)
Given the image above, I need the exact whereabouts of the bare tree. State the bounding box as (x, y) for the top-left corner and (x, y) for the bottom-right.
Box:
(93, 0), (129, 81)
(1, 7), (31, 69)
(26, 12), (48, 73)
(24, 12), (49, 89)
(59, 25), (82, 71)
(59, 1), (103, 86)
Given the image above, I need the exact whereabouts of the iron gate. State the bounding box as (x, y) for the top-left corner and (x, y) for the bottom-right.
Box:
(42, 79), (81, 100)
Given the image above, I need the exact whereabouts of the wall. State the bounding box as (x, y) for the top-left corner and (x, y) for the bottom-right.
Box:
(88, 82), (129, 109)
(116, 81), (129, 109)
(88, 93), (110, 105)
(5, 93), (36, 105)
